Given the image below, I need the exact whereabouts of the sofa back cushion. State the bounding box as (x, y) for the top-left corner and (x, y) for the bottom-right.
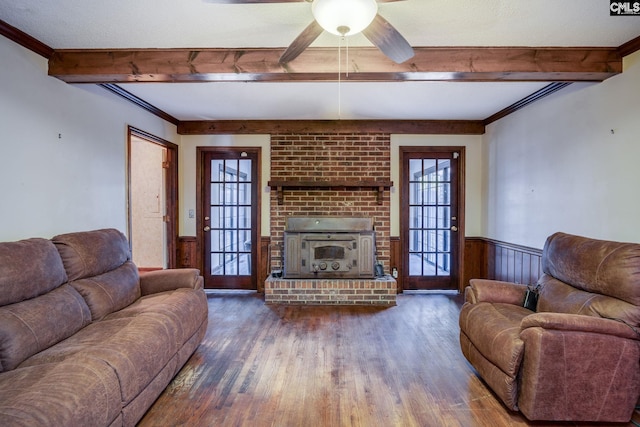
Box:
(53, 229), (141, 321)
(537, 274), (640, 326)
(0, 238), (68, 306)
(71, 261), (140, 321)
(53, 228), (131, 281)
(542, 232), (640, 306)
(0, 284), (92, 372)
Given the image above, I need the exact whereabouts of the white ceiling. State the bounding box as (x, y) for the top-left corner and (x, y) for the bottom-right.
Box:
(1, 0), (638, 121)
(123, 81), (552, 121)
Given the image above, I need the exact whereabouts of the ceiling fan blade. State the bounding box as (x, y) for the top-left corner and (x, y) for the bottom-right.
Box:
(204, 0), (403, 3)
(361, 14), (414, 64)
(279, 20), (324, 64)
(203, 0), (305, 3)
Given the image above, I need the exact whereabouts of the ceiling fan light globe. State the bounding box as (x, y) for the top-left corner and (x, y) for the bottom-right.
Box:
(312, 0), (378, 37)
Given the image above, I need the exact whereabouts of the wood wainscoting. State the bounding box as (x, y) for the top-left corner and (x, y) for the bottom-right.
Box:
(463, 237), (543, 288)
(177, 236), (197, 269)
(390, 237), (401, 292)
(390, 236), (541, 293)
(258, 236), (270, 293)
(177, 235), (271, 292)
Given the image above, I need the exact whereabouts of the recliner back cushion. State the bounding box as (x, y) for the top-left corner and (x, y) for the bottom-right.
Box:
(537, 274), (640, 325)
(53, 228), (131, 281)
(0, 238), (68, 306)
(542, 232), (640, 306)
(53, 229), (141, 321)
(0, 284), (92, 372)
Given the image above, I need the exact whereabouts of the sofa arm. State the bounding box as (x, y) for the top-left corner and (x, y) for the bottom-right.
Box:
(139, 268), (204, 296)
(521, 312), (640, 341)
(465, 279), (528, 305)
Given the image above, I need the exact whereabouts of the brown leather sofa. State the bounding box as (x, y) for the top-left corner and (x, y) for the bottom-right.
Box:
(0, 229), (208, 426)
(459, 232), (640, 422)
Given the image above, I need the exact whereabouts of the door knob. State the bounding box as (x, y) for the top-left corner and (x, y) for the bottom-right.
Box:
(204, 226), (211, 232)
(450, 226), (458, 232)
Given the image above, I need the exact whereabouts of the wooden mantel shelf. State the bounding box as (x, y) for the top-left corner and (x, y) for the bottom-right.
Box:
(268, 180), (393, 205)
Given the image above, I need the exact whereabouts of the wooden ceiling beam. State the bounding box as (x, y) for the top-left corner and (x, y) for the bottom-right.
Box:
(49, 46), (622, 84)
(177, 119), (485, 135)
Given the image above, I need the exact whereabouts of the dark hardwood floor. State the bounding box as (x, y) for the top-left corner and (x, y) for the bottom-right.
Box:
(138, 291), (637, 427)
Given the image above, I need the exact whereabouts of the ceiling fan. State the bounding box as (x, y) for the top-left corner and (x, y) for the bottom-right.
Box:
(204, 0), (414, 64)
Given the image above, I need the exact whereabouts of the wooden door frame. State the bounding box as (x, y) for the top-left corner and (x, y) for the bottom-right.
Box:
(126, 126), (179, 269)
(196, 146), (262, 289)
(399, 146), (466, 293)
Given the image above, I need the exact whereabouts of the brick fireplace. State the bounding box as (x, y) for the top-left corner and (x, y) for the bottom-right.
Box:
(266, 132), (395, 305)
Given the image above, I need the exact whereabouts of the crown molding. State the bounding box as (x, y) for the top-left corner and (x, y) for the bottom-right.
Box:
(100, 84), (179, 125)
(0, 19), (53, 59)
(618, 35), (640, 57)
(484, 82), (573, 125)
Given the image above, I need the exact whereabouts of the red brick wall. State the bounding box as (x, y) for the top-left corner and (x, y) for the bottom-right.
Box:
(269, 133), (391, 272)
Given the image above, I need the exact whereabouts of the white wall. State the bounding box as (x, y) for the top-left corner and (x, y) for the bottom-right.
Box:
(178, 135), (271, 237)
(390, 135), (485, 237)
(483, 50), (640, 248)
(0, 37), (178, 242)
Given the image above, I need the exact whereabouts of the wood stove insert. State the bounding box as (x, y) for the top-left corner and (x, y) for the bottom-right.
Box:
(283, 217), (376, 279)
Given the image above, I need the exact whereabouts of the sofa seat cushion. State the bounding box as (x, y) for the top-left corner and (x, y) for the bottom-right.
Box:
(459, 302), (530, 377)
(19, 314), (180, 405)
(104, 288), (208, 347)
(0, 284), (91, 372)
(70, 261), (141, 321)
(0, 355), (121, 427)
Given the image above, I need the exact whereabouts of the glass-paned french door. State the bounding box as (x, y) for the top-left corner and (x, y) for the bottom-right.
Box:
(201, 149), (259, 290)
(401, 147), (462, 291)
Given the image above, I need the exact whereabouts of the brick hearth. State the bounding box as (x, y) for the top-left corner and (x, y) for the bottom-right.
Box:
(264, 276), (397, 306)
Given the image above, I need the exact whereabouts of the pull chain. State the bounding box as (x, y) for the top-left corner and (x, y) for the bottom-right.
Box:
(338, 35), (350, 119)
(338, 36), (343, 119)
(345, 36), (349, 78)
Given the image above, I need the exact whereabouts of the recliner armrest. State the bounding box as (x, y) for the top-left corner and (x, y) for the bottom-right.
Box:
(518, 311), (640, 421)
(521, 312), (640, 341)
(465, 279), (528, 305)
(139, 268), (204, 296)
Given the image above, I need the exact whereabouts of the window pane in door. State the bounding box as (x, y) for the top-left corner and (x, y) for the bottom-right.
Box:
(437, 207), (450, 228)
(409, 159), (423, 179)
(409, 183), (421, 205)
(211, 253), (223, 276)
(239, 183), (251, 204)
(239, 206), (251, 228)
(239, 159), (251, 181)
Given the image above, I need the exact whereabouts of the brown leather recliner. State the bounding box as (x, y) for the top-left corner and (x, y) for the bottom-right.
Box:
(459, 232), (640, 422)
